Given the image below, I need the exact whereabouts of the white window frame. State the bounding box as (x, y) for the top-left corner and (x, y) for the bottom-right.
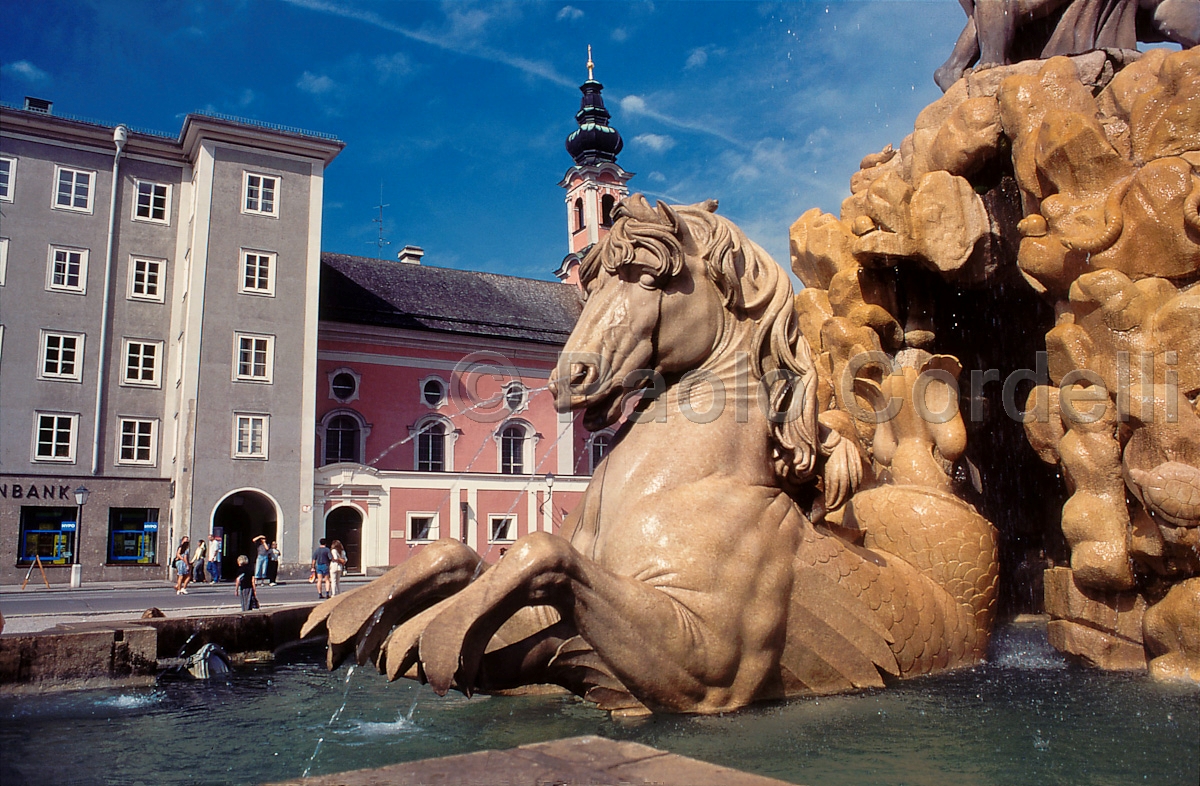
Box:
(127, 256), (165, 302)
(419, 375), (448, 408)
(242, 172), (279, 217)
(0, 156), (15, 202)
(503, 381), (528, 413)
(132, 180), (171, 224)
(488, 514), (516, 544)
(32, 412), (79, 463)
(407, 512), (439, 543)
(116, 417), (158, 466)
(233, 413), (269, 459)
(0, 237), (8, 286)
(496, 419), (536, 475)
(589, 430), (615, 473)
(39, 330), (85, 382)
(46, 245), (89, 294)
(234, 332), (275, 383)
(53, 165), (96, 213)
(411, 415), (456, 473)
(121, 338), (163, 388)
(328, 367), (361, 403)
(238, 249), (276, 296)
(319, 409), (371, 466)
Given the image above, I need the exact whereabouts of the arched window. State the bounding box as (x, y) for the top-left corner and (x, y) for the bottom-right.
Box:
(501, 424), (526, 474)
(590, 432), (612, 473)
(601, 194), (615, 227)
(574, 198), (585, 231)
(417, 421), (446, 472)
(324, 415), (360, 465)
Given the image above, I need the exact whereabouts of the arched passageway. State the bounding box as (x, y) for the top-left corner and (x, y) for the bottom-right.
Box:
(212, 490), (278, 580)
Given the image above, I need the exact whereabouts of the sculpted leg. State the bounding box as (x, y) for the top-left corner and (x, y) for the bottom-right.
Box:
(302, 538), (484, 669)
(417, 531), (776, 713)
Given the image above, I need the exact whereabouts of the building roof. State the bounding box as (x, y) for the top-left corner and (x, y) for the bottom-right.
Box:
(320, 253), (583, 345)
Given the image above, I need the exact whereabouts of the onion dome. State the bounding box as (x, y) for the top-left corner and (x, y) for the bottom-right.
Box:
(565, 50), (623, 166)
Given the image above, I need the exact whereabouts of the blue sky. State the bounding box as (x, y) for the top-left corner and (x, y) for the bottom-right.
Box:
(1, 1), (966, 280)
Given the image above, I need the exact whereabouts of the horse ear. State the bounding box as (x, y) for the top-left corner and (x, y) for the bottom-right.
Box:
(656, 200), (680, 233)
(701, 199), (719, 213)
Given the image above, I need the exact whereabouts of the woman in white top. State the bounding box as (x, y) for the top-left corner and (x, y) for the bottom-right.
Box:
(329, 539), (348, 596)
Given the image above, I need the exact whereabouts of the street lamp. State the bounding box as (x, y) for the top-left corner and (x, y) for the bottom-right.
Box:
(544, 473), (555, 531)
(71, 485), (90, 588)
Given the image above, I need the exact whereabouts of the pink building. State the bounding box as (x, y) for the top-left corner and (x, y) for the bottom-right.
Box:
(311, 61), (626, 574)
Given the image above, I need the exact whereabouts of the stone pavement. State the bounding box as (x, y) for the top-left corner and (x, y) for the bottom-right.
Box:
(268, 735), (799, 786)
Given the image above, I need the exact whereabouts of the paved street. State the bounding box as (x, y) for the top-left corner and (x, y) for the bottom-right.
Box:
(0, 575), (373, 635)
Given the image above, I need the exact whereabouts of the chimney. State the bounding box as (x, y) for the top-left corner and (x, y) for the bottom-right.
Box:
(397, 245), (425, 265)
(24, 97), (53, 114)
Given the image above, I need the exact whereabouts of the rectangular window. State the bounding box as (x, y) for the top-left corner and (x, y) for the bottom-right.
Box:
(40, 331), (84, 381)
(0, 156), (14, 201)
(47, 246), (89, 293)
(122, 339), (162, 387)
(107, 508), (159, 564)
(54, 165), (94, 212)
(235, 333), (274, 382)
(234, 414), (269, 459)
(128, 257), (164, 301)
(33, 412), (78, 462)
(117, 418), (158, 465)
(133, 180), (170, 223)
(489, 515), (516, 544)
(18, 506), (77, 565)
(408, 513), (438, 542)
(243, 172), (278, 216)
(0, 237), (8, 286)
(239, 250), (276, 296)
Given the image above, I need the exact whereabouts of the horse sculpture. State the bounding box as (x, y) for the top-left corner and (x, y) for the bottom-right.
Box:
(302, 195), (998, 715)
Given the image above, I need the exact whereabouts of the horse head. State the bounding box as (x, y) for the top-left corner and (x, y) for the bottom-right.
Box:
(550, 194), (822, 482)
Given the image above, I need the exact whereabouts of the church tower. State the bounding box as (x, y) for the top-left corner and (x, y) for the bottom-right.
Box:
(556, 47), (633, 284)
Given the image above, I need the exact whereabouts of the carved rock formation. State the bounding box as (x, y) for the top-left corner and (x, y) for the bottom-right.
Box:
(791, 47), (1200, 682)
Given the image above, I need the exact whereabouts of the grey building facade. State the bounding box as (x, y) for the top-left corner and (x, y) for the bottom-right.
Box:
(0, 101), (342, 584)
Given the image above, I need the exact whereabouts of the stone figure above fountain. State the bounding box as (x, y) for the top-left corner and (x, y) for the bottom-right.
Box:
(303, 195), (999, 715)
(794, 44), (1200, 681)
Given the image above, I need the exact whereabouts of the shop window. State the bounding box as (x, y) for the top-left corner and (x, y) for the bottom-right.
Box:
(107, 508), (159, 564)
(18, 506), (76, 565)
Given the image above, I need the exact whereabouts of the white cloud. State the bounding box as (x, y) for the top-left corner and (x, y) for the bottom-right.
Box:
(238, 88), (256, 107)
(1, 60), (49, 82)
(619, 95), (647, 114)
(648, 171), (667, 183)
(373, 52), (414, 81)
(685, 48), (708, 69)
(556, 6), (583, 22)
(633, 133), (675, 153)
(611, 27), (628, 42)
(297, 71), (336, 95)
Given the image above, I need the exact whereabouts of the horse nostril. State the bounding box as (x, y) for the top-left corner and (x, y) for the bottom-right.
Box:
(570, 363), (591, 386)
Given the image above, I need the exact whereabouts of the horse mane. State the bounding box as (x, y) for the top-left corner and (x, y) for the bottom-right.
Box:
(579, 195), (822, 485)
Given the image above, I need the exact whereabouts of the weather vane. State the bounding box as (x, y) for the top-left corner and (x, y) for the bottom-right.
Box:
(587, 44), (594, 80)
(369, 182), (390, 259)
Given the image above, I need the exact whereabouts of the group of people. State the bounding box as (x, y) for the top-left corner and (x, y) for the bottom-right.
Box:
(172, 533), (349, 611)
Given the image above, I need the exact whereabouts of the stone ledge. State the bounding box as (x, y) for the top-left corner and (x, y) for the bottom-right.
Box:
(266, 735), (800, 786)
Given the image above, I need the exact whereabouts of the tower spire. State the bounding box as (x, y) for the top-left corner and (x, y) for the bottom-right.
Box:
(587, 44), (594, 81)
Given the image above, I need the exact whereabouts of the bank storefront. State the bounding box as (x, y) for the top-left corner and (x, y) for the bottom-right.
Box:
(1, 475), (171, 585)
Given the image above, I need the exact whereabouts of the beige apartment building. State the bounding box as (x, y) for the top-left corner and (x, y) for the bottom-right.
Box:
(0, 99), (343, 584)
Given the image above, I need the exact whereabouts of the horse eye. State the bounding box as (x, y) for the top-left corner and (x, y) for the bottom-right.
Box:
(638, 272), (658, 289)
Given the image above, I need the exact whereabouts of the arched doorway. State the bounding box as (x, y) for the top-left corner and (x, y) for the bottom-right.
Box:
(212, 489), (278, 580)
(324, 505), (362, 573)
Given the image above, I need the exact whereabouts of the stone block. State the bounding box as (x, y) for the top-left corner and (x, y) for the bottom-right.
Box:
(1047, 618), (1147, 671)
(1043, 567), (1146, 642)
(0, 626), (157, 693)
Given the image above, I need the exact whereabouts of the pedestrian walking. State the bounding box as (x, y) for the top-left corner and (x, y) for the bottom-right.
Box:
(174, 536), (192, 595)
(234, 555), (259, 612)
(253, 535), (269, 581)
(266, 541), (281, 586)
(191, 539), (208, 583)
(329, 540), (347, 597)
(311, 538), (333, 599)
(206, 534), (223, 583)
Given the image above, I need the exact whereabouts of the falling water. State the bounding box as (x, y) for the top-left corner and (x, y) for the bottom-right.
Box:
(301, 664), (357, 778)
